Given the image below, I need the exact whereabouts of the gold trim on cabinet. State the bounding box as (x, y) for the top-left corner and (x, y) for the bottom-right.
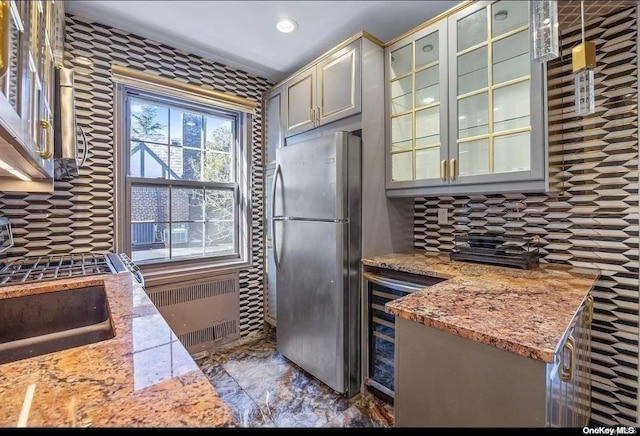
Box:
(110, 65), (258, 111)
(385, 1), (473, 48)
(457, 86), (490, 101)
(38, 119), (52, 159)
(362, 30), (384, 47)
(271, 31), (379, 90)
(286, 72), (314, 130)
(456, 41), (489, 58)
(453, 1), (531, 178)
(491, 75), (531, 91)
(320, 49), (356, 118)
(449, 158), (456, 181)
(487, 4), (494, 175)
(0, 1), (8, 77)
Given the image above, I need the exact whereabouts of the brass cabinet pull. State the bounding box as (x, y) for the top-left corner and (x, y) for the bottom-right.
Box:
(0, 1), (9, 77)
(38, 119), (53, 159)
(310, 107), (316, 125)
(316, 105), (321, 124)
(561, 335), (575, 381)
(449, 158), (457, 181)
(585, 294), (594, 326)
(440, 160), (447, 181)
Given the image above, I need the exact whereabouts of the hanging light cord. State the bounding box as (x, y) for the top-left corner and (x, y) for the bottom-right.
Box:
(581, 0), (585, 43)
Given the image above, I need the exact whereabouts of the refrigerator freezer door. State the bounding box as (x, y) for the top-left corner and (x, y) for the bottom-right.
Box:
(275, 132), (354, 221)
(276, 219), (349, 393)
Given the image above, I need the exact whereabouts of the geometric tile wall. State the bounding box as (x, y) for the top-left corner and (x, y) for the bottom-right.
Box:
(0, 14), (273, 337)
(413, 6), (638, 426)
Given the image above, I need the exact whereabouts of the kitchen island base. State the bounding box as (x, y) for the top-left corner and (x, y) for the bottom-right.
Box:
(395, 313), (590, 427)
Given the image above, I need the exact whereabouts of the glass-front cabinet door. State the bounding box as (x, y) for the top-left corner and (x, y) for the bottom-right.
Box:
(448, 0), (544, 187)
(0, 1), (26, 137)
(386, 19), (449, 189)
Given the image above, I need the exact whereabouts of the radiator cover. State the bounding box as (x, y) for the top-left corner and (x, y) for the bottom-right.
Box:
(145, 272), (240, 353)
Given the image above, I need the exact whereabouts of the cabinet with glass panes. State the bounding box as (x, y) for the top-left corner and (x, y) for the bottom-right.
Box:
(385, 0), (547, 197)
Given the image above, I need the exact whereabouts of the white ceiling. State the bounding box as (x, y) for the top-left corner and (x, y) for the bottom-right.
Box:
(66, 1), (460, 82)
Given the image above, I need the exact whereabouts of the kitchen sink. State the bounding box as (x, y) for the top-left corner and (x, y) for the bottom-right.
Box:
(0, 286), (114, 365)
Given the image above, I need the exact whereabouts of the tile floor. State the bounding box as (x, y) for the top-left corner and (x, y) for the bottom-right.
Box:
(194, 329), (394, 428)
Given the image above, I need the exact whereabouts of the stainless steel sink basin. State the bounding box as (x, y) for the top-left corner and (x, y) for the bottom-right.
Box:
(0, 286), (114, 364)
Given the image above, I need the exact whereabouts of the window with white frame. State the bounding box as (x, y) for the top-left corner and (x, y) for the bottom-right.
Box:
(117, 85), (251, 267)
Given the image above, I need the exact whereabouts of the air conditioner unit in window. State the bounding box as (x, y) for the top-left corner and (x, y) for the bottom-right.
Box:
(163, 227), (189, 244)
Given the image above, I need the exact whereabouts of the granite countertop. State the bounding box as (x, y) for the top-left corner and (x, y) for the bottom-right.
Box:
(0, 272), (236, 427)
(362, 252), (600, 363)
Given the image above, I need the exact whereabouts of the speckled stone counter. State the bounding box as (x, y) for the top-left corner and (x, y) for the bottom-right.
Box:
(362, 252), (599, 363)
(0, 272), (236, 427)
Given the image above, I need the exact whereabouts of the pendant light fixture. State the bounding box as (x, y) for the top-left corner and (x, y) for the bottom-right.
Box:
(530, 0), (560, 62)
(573, 0), (596, 115)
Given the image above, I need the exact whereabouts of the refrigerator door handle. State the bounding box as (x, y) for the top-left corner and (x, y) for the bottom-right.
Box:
(271, 163), (282, 271)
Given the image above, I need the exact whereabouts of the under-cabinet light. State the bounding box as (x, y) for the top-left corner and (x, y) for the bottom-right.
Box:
(0, 157), (31, 181)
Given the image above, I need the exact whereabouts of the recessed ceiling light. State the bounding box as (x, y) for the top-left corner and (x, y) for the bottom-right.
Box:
(276, 19), (298, 33)
(422, 44), (434, 53)
(74, 56), (93, 66)
(494, 10), (508, 21)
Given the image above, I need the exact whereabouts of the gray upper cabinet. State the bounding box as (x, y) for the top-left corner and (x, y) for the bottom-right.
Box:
(386, 19), (449, 191)
(316, 40), (361, 126)
(284, 67), (316, 137)
(283, 39), (362, 138)
(386, 0), (547, 197)
(0, 0), (62, 192)
(265, 85), (284, 167)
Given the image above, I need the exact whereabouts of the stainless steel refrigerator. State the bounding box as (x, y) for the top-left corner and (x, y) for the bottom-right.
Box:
(271, 131), (361, 397)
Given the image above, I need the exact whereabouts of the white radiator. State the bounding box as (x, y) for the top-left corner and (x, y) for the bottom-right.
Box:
(145, 272), (240, 353)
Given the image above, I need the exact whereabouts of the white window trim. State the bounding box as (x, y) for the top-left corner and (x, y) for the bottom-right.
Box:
(113, 80), (253, 281)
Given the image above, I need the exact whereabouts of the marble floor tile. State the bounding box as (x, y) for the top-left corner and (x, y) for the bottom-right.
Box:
(325, 395), (394, 427)
(196, 330), (394, 428)
(198, 357), (274, 427)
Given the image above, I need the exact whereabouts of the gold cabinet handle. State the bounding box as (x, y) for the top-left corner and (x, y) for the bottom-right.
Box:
(440, 160), (447, 181)
(310, 107), (316, 125)
(561, 335), (575, 381)
(584, 294), (594, 326)
(449, 158), (457, 181)
(316, 105), (321, 124)
(38, 119), (53, 159)
(0, 1), (9, 77)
